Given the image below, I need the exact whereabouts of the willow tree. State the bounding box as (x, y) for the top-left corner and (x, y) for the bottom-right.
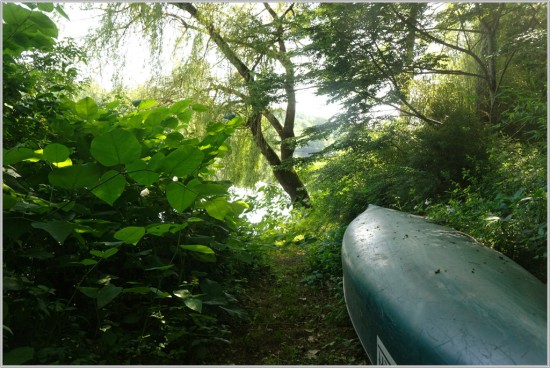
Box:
(87, 2), (311, 206)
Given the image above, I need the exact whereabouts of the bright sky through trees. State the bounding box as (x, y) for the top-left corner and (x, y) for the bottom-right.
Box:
(56, 3), (342, 119)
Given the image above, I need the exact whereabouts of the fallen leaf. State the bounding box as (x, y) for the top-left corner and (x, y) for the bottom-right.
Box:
(306, 349), (319, 359)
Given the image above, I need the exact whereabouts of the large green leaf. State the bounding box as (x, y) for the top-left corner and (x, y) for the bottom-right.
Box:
(114, 226), (145, 245)
(146, 223), (187, 236)
(138, 99), (158, 110)
(97, 284), (123, 308)
(164, 132), (184, 149)
(3, 2), (57, 56)
(203, 197), (233, 221)
(180, 244), (215, 254)
(78, 287), (99, 298)
(75, 97), (98, 120)
(144, 106), (170, 128)
(3, 3), (32, 25)
(161, 146), (204, 177)
(28, 10), (58, 37)
(3, 346), (35, 365)
(43, 143), (70, 164)
(180, 244), (216, 263)
(91, 170), (126, 206)
(126, 160), (160, 186)
(169, 99), (192, 113)
(91, 129), (141, 166)
(31, 221), (75, 244)
(177, 109), (193, 124)
(161, 117), (179, 130)
(3, 147), (38, 165)
(174, 289), (203, 313)
(165, 182), (198, 212)
(48, 164), (100, 189)
(185, 298), (203, 313)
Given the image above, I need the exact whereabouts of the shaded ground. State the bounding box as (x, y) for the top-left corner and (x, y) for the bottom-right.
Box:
(206, 245), (369, 365)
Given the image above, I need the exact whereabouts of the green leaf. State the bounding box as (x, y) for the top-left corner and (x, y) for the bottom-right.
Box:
(126, 160), (160, 186)
(91, 170), (126, 206)
(48, 164), (100, 189)
(75, 97), (98, 120)
(146, 223), (172, 236)
(150, 287), (171, 299)
(203, 197), (233, 221)
(191, 103), (209, 112)
(3, 194), (17, 210)
(220, 305), (248, 319)
(3, 3), (32, 25)
(166, 182), (198, 212)
(3, 346), (35, 365)
(43, 143), (70, 164)
(169, 99), (192, 113)
(28, 11), (58, 37)
(31, 221), (74, 244)
(165, 132), (184, 149)
(146, 223), (187, 236)
(138, 99), (158, 110)
(97, 284), (123, 308)
(144, 106), (170, 127)
(161, 117), (179, 129)
(180, 244), (215, 254)
(174, 289), (203, 313)
(161, 146), (204, 177)
(114, 226), (145, 245)
(90, 247), (118, 259)
(145, 264), (174, 271)
(37, 3), (54, 12)
(78, 287), (99, 298)
(78, 259), (98, 266)
(178, 109), (193, 124)
(4, 147), (39, 165)
(91, 129), (141, 166)
(184, 298), (203, 313)
(54, 5), (70, 20)
(173, 289), (192, 299)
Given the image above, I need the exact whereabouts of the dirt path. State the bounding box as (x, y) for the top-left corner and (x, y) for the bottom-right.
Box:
(207, 245), (369, 365)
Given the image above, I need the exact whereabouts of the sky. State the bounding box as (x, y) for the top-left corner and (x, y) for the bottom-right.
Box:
(56, 3), (342, 119)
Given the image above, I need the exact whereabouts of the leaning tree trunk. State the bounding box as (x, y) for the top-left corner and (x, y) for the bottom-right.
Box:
(248, 113), (310, 205)
(173, 2), (311, 207)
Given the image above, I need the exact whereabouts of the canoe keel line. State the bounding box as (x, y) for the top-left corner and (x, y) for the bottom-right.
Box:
(342, 205), (547, 365)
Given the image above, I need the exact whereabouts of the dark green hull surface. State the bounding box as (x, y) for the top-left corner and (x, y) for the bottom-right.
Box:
(342, 205), (547, 365)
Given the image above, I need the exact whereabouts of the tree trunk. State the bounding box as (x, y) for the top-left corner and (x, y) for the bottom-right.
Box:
(476, 4), (503, 125)
(173, 2), (311, 207)
(248, 113), (310, 206)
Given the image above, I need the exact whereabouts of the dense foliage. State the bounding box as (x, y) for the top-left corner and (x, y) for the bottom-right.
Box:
(295, 2), (547, 281)
(3, 4), (262, 364)
(3, 2), (547, 365)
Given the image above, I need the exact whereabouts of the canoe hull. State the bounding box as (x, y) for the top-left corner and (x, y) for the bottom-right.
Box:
(342, 205), (547, 365)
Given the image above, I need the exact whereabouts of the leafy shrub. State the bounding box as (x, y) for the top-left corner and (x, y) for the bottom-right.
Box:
(3, 4), (261, 363)
(426, 138), (547, 281)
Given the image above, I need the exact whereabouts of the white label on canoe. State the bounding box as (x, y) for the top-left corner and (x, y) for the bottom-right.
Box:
(377, 335), (397, 365)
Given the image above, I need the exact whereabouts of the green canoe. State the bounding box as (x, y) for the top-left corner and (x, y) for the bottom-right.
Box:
(342, 205), (547, 365)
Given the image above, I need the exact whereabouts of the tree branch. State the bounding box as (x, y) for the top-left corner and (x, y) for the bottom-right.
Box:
(391, 5), (490, 80)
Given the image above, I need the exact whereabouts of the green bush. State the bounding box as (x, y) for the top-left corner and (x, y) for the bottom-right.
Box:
(3, 5), (260, 363)
(426, 138), (547, 281)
